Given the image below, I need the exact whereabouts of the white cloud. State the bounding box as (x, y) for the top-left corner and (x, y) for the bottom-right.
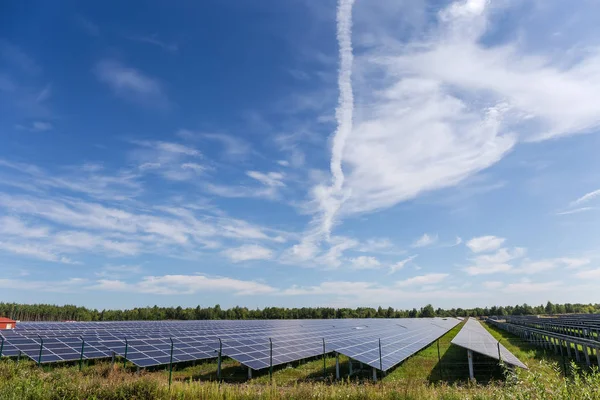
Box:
(570, 189), (600, 206)
(514, 257), (591, 275)
(309, 0), (600, 242)
(349, 255), (380, 269)
(131, 141), (203, 181)
(411, 233), (438, 248)
(279, 278), (475, 306)
(389, 254), (418, 275)
(127, 34), (178, 53)
(221, 244), (274, 262)
(503, 280), (561, 294)
(0, 277), (85, 293)
(180, 163), (205, 173)
(575, 268), (600, 280)
(96, 264), (142, 279)
(474, 247), (526, 264)
(556, 207), (595, 216)
(280, 235), (359, 269)
(201, 133), (252, 157)
(0, 242), (77, 264)
(315, 236), (358, 268)
(358, 238), (393, 253)
(246, 171), (285, 187)
(90, 274), (276, 296)
(464, 263), (512, 275)
(463, 247), (526, 275)
(466, 235), (505, 253)
(94, 60), (168, 107)
(0, 274), (275, 296)
(0, 186), (285, 261)
(0, 216), (49, 238)
(483, 281), (504, 289)
(395, 273), (448, 287)
(204, 183), (280, 200)
(75, 15), (99, 37)
(16, 121), (53, 132)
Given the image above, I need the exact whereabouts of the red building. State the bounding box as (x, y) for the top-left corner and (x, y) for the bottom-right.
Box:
(0, 318), (16, 330)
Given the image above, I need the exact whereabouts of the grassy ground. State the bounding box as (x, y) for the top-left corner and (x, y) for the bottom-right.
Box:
(1, 319), (600, 399)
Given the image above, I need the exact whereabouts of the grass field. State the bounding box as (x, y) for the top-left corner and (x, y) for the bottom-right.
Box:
(1, 320), (599, 399)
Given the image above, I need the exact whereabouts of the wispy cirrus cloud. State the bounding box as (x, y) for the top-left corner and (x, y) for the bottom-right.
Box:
(126, 34), (178, 53)
(570, 189), (600, 206)
(74, 14), (100, 37)
(0, 40), (40, 75)
(395, 273), (448, 287)
(16, 121), (53, 132)
(130, 140), (206, 181)
(388, 254), (418, 275)
(348, 255), (380, 269)
(94, 60), (169, 108)
(221, 244), (274, 262)
(556, 188), (600, 215)
(466, 235), (505, 253)
(246, 171), (285, 187)
(411, 233), (437, 248)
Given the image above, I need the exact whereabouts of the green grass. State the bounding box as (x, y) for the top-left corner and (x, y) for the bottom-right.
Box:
(1, 319), (600, 399)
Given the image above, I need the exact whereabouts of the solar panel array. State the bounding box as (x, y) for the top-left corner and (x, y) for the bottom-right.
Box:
(0, 318), (460, 372)
(451, 318), (527, 369)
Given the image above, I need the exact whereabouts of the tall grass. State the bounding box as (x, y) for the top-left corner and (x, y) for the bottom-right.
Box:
(0, 360), (599, 400)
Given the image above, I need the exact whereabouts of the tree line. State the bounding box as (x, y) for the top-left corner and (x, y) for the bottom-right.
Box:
(1, 301), (598, 322)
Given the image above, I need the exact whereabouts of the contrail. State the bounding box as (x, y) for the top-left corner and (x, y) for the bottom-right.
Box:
(316, 0), (355, 239)
(330, 0), (355, 192)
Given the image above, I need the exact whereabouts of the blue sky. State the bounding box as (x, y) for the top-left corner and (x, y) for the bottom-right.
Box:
(1, 0), (600, 310)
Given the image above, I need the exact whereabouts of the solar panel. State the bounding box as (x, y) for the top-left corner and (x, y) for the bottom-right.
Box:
(451, 318), (527, 369)
(3, 318), (460, 370)
(2, 335), (111, 364)
(327, 318), (460, 370)
(101, 336), (218, 367)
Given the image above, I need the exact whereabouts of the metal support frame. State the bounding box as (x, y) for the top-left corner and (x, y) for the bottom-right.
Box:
(559, 339), (567, 376)
(348, 359), (353, 376)
(497, 341), (502, 363)
(335, 353), (340, 380)
(37, 335), (44, 366)
(437, 339), (443, 380)
(596, 347), (600, 367)
(467, 349), (474, 381)
(217, 338), (222, 381)
(111, 351), (115, 367)
(372, 367), (377, 382)
(322, 338), (326, 379)
(79, 337), (85, 371)
(247, 366), (252, 379)
(583, 345), (591, 366)
(574, 343), (581, 362)
(0, 336), (4, 357)
(168, 338), (174, 389)
(378, 338), (383, 374)
(123, 337), (128, 369)
(269, 337), (273, 381)
(17, 350), (21, 364)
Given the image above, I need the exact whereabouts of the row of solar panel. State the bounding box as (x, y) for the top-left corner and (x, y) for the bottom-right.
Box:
(1, 318), (460, 371)
(451, 318), (527, 369)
